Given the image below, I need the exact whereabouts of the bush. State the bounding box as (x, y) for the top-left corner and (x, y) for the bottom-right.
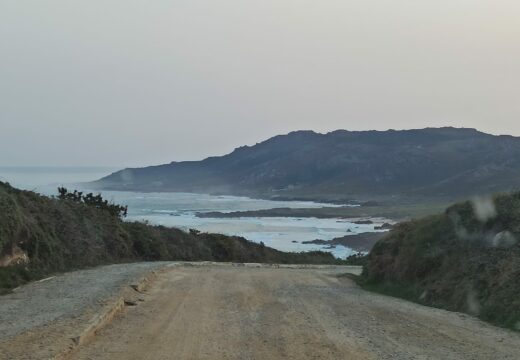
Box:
(362, 191), (520, 330)
(0, 182), (344, 292)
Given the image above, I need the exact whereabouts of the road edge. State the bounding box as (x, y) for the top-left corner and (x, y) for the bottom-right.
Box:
(48, 262), (361, 359)
(52, 265), (168, 360)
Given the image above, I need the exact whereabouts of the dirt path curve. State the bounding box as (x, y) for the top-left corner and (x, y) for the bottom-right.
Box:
(72, 264), (520, 360)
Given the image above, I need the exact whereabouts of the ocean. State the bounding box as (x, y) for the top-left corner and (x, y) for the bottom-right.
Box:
(0, 166), (386, 258)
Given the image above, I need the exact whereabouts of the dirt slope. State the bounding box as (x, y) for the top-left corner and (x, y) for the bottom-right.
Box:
(70, 264), (520, 360)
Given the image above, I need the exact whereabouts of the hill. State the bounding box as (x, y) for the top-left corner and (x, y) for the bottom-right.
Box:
(91, 127), (520, 203)
(0, 182), (339, 293)
(362, 191), (520, 330)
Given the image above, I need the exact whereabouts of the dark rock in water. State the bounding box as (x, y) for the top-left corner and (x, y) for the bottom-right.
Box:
(302, 239), (328, 245)
(353, 220), (373, 225)
(291, 240), (298, 243)
(361, 201), (380, 207)
(347, 229), (352, 233)
(303, 232), (387, 252)
(375, 222), (393, 230)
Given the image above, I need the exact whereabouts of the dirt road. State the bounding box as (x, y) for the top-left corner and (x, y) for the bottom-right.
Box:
(71, 264), (520, 360)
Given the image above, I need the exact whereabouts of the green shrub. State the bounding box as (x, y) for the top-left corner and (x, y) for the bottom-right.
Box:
(363, 191), (520, 330)
(0, 182), (343, 292)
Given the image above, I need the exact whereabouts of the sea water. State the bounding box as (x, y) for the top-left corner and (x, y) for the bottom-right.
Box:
(0, 167), (386, 258)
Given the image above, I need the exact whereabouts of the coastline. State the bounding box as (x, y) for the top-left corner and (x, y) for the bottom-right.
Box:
(195, 201), (447, 221)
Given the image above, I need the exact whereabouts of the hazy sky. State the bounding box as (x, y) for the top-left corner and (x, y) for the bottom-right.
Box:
(1, 1), (519, 167)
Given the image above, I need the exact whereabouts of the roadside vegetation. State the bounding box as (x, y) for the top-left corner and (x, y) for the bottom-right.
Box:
(0, 182), (342, 293)
(359, 191), (520, 330)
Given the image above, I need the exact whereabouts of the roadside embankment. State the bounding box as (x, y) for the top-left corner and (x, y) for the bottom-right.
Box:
(362, 191), (520, 330)
(0, 182), (343, 293)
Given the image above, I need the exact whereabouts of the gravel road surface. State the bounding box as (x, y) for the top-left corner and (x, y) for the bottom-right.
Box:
(70, 264), (520, 360)
(0, 262), (169, 359)
(2, 263), (519, 359)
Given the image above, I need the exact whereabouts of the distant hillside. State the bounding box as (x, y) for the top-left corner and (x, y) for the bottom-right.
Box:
(362, 191), (520, 330)
(92, 127), (520, 203)
(0, 182), (339, 293)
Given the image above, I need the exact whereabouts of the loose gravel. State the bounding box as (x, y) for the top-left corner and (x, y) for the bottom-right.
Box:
(0, 262), (169, 340)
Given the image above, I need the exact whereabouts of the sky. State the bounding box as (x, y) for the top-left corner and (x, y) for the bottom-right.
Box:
(1, 0), (519, 167)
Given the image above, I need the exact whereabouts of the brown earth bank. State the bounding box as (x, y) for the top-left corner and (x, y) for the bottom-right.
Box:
(4, 263), (517, 360)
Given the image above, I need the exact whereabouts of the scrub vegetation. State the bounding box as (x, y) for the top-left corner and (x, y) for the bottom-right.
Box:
(360, 191), (520, 330)
(0, 182), (341, 293)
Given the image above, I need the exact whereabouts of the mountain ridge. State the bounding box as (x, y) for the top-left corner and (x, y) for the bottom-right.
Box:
(92, 127), (520, 203)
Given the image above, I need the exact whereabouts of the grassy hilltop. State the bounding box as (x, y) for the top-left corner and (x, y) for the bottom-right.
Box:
(361, 191), (520, 330)
(0, 182), (339, 293)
